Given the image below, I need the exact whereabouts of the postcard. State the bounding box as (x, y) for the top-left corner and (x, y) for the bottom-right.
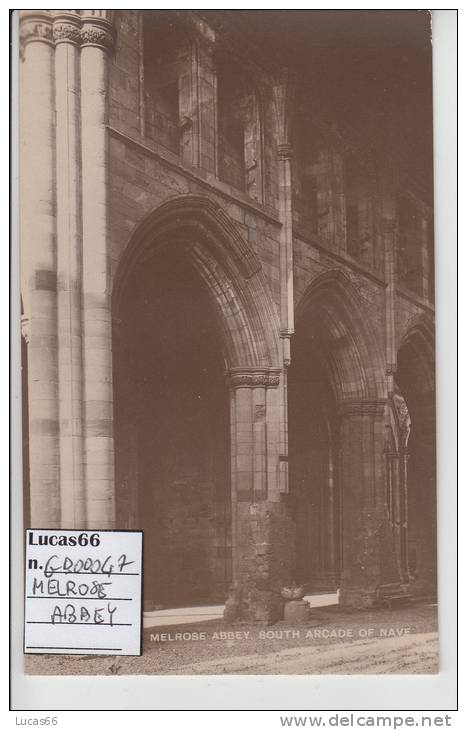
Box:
(17, 9), (439, 682)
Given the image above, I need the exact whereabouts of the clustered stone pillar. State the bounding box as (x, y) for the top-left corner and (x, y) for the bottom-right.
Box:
(410, 390), (437, 594)
(392, 390), (412, 585)
(399, 447), (410, 580)
(325, 442), (338, 586)
(226, 368), (295, 623)
(277, 142), (294, 497)
(338, 399), (400, 607)
(277, 142), (294, 356)
(384, 414), (411, 587)
(20, 11), (60, 527)
(80, 12), (116, 529)
(379, 173), (412, 597)
(53, 11), (85, 527)
(383, 214), (397, 393)
(20, 10), (116, 530)
(273, 74), (296, 498)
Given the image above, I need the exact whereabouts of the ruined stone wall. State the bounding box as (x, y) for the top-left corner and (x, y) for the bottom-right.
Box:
(109, 13), (282, 314)
(106, 10), (436, 615)
(109, 10), (434, 358)
(19, 9), (436, 620)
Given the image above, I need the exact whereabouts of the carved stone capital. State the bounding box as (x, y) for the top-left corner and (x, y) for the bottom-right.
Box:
(80, 25), (115, 52)
(80, 12), (115, 52)
(339, 399), (387, 418)
(19, 11), (54, 52)
(227, 367), (281, 390)
(53, 13), (82, 46)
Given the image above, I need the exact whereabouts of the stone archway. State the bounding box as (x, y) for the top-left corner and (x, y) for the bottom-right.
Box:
(396, 315), (436, 596)
(290, 271), (391, 607)
(113, 195), (281, 370)
(112, 195), (283, 614)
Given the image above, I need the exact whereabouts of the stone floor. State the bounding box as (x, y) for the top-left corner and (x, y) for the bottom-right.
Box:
(142, 592), (339, 628)
(25, 601), (438, 676)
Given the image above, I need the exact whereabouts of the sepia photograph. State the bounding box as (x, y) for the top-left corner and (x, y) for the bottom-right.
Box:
(18, 8), (439, 679)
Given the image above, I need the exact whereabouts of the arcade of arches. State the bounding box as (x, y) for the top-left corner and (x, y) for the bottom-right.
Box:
(110, 214), (437, 621)
(21, 204), (437, 622)
(19, 10), (437, 624)
(20, 193), (437, 622)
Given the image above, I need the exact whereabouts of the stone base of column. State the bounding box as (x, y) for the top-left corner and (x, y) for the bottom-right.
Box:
(224, 500), (295, 624)
(338, 508), (404, 610)
(337, 402), (408, 612)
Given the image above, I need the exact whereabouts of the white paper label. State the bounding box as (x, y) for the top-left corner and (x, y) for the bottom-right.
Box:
(24, 529), (143, 656)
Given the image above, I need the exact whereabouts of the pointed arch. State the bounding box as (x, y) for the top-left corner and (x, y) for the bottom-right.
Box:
(294, 269), (385, 402)
(112, 194), (281, 370)
(398, 312), (435, 393)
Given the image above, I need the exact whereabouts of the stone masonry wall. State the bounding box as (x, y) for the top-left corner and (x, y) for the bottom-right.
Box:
(109, 11), (283, 311)
(109, 10), (435, 346)
(20, 10), (436, 621)
(106, 10), (435, 617)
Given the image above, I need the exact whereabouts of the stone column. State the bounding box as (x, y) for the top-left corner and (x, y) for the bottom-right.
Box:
(385, 447), (410, 585)
(410, 390), (437, 593)
(273, 78), (295, 497)
(80, 12), (116, 529)
(225, 368), (294, 623)
(338, 399), (398, 607)
(391, 391), (412, 585)
(277, 143), (294, 344)
(325, 443), (338, 585)
(53, 11), (85, 527)
(399, 448), (410, 581)
(380, 177), (409, 589)
(20, 11), (60, 527)
(277, 143), (294, 496)
(382, 192), (398, 394)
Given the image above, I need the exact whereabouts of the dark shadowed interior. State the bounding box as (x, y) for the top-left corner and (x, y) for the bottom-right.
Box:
(288, 325), (341, 593)
(114, 249), (231, 608)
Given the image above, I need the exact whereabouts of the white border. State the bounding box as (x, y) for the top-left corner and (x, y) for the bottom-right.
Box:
(8, 6), (458, 714)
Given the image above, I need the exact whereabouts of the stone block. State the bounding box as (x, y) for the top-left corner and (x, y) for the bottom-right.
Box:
(283, 599), (310, 623)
